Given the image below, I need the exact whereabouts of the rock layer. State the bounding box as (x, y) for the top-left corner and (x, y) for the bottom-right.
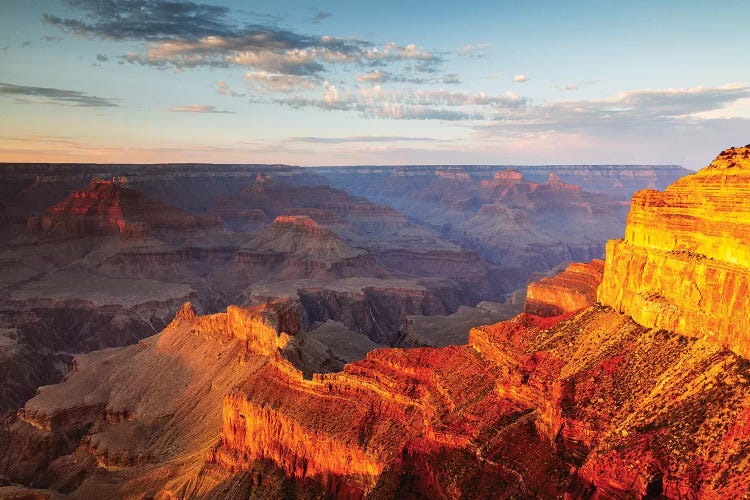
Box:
(525, 259), (604, 317)
(598, 145), (750, 358)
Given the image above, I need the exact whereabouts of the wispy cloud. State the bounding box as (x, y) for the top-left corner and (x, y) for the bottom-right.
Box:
(355, 70), (431, 85)
(43, 0), (234, 41)
(0, 134), (80, 146)
(443, 74), (461, 85)
(44, 0), (442, 78)
(168, 104), (233, 113)
(560, 80), (599, 91)
(273, 81), (750, 130)
(512, 74), (529, 83)
(288, 135), (447, 144)
(456, 43), (491, 56)
(244, 71), (317, 92)
(474, 84), (750, 138)
(0, 82), (118, 107)
(276, 85), (526, 120)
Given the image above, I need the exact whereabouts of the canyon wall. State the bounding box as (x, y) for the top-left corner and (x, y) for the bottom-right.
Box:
(598, 145), (750, 358)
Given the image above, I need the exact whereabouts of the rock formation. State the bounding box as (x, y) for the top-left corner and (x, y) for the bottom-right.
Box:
(4, 153), (744, 499)
(598, 145), (750, 358)
(27, 178), (222, 237)
(525, 259), (604, 316)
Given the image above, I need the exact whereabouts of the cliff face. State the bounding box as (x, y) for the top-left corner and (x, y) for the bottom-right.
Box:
(598, 145), (750, 358)
(210, 306), (750, 499)
(525, 260), (604, 317)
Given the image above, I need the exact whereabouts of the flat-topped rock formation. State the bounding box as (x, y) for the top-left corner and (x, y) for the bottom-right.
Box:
(598, 145), (750, 358)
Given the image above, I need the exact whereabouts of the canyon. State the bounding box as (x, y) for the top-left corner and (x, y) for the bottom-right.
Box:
(3, 153), (740, 499)
(316, 165), (687, 290)
(0, 161), (676, 419)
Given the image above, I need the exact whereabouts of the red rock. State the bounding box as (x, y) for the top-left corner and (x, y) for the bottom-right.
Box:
(2, 148), (748, 499)
(525, 260), (605, 316)
(27, 178), (222, 237)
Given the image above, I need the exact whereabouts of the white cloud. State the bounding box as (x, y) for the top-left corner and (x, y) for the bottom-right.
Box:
(356, 71), (388, 83)
(513, 74), (529, 83)
(243, 71), (317, 92)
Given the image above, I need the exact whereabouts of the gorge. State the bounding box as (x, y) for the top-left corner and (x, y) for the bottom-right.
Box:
(0, 148), (747, 498)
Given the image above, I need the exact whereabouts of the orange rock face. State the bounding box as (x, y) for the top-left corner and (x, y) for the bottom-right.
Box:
(525, 259), (605, 316)
(177, 300), (300, 356)
(206, 305), (750, 499)
(210, 325), (569, 498)
(598, 145), (750, 358)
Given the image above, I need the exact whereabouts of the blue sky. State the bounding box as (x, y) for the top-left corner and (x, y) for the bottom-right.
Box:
(1, 0), (749, 167)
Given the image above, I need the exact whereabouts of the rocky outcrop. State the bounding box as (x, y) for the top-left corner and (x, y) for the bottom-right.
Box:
(208, 304), (750, 499)
(598, 145), (750, 359)
(237, 216), (379, 281)
(174, 300), (300, 356)
(525, 260), (604, 316)
(0, 301), (273, 488)
(27, 178), (221, 237)
(541, 172), (581, 192)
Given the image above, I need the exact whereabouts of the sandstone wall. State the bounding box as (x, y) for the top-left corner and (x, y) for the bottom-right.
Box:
(598, 146), (750, 359)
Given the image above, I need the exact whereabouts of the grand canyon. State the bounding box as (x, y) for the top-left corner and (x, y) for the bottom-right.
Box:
(3, 1), (750, 498)
(1, 146), (749, 498)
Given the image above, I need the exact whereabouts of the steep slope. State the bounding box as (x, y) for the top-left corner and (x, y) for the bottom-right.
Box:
(207, 147), (750, 497)
(0, 301), (299, 492)
(599, 145), (750, 358)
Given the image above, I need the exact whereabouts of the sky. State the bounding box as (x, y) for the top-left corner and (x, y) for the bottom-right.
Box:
(1, 0), (749, 167)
